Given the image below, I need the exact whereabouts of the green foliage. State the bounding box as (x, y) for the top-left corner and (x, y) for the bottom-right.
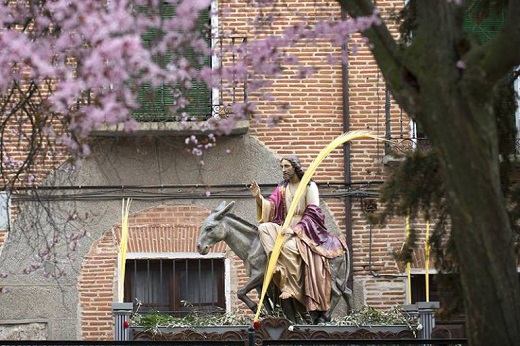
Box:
(374, 149), (447, 224)
(392, 0), (416, 45)
(371, 148), (459, 279)
(392, 228), (419, 265)
(432, 273), (466, 320)
(130, 305), (418, 333)
(371, 71), (519, 318)
(332, 306), (417, 328)
(130, 308), (251, 334)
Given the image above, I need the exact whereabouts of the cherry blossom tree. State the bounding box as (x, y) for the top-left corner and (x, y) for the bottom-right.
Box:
(0, 0), (379, 299)
(0, 0), (379, 188)
(0, 0), (211, 189)
(1, 0), (519, 344)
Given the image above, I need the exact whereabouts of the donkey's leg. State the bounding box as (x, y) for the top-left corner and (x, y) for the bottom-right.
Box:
(324, 255), (352, 321)
(323, 292), (341, 322)
(325, 281), (353, 321)
(321, 279), (344, 323)
(255, 284), (276, 315)
(341, 285), (353, 314)
(237, 272), (265, 313)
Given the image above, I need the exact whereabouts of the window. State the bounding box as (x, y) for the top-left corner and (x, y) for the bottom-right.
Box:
(0, 192), (9, 230)
(409, 118), (428, 150)
(124, 257), (226, 316)
(133, 1), (214, 121)
(409, 273), (439, 304)
(463, 2), (506, 45)
(410, 273), (463, 315)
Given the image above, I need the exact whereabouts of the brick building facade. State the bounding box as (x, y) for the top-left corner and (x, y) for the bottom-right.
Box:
(0, 0), (441, 340)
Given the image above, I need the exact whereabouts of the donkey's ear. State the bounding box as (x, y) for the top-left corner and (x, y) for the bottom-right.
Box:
(225, 201), (236, 211)
(216, 200), (227, 211)
(215, 201), (235, 220)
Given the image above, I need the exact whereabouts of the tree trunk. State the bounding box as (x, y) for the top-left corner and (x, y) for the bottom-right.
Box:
(428, 95), (520, 345)
(408, 3), (520, 342)
(339, 0), (520, 343)
(405, 32), (520, 345)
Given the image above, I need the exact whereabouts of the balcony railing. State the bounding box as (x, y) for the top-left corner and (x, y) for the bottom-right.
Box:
(385, 137), (432, 156)
(385, 135), (520, 158)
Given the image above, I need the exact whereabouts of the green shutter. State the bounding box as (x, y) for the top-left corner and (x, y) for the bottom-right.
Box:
(179, 7), (211, 120)
(463, 1), (516, 153)
(133, 3), (211, 121)
(463, 1), (505, 44)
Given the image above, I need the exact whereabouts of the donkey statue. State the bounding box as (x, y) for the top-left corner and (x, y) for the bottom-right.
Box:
(197, 200), (352, 324)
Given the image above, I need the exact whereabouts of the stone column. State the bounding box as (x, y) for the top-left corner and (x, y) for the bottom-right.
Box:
(401, 304), (419, 320)
(417, 301), (440, 339)
(112, 302), (133, 341)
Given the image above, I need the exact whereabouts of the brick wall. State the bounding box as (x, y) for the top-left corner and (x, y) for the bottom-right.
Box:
(0, 232), (6, 249)
(3, 0), (433, 340)
(78, 204), (252, 340)
(221, 0), (417, 309)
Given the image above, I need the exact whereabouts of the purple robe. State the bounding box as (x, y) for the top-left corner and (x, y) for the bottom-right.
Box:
(266, 185), (347, 259)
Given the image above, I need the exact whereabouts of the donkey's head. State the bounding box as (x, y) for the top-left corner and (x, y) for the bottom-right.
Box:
(197, 201), (235, 255)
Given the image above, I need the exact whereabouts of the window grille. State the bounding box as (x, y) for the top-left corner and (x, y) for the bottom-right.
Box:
(124, 258), (225, 317)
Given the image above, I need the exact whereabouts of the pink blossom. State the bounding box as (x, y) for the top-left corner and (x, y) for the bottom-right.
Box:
(0, 0), (381, 159)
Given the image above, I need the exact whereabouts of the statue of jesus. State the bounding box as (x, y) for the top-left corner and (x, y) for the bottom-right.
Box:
(249, 156), (347, 316)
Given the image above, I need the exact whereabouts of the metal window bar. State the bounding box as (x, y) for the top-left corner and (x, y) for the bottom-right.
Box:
(231, 37), (237, 105)
(383, 81), (437, 155)
(384, 84), (392, 155)
(198, 258), (202, 312)
(213, 36), (247, 119)
(132, 260), (137, 307)
(211, 258), (215, 310)
(126, 258), (224, 316)
(159, 258), (164, 311)
(184, 259), (189, 314)
(172, 259), (176, 312)
(146, 260), (150, 309)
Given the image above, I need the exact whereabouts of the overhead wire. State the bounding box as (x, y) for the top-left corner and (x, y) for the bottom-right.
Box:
(10, 182), (383, 202)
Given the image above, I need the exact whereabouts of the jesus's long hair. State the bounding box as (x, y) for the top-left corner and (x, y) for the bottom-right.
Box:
(279, 156), (310, 186)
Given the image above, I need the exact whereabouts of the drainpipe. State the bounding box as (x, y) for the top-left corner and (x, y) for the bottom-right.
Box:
(340, 7), (353, 289)
(385, 84), (392, 155)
